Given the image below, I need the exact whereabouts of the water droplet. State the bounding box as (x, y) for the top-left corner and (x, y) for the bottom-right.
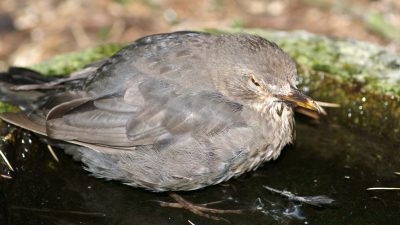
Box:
(283, 204), (306, 220)
(254, 197), (265, 210)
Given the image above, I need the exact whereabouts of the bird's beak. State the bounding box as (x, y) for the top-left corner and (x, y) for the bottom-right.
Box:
(278, 88), (325, 114)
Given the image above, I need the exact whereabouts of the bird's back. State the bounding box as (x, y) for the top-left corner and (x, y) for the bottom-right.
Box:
(84, 31), (218, 99)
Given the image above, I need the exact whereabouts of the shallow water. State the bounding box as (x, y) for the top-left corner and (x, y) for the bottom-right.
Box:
(0, 117), (399, 225)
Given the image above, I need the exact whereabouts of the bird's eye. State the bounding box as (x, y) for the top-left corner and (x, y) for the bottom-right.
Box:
(250, 76), (261, 87)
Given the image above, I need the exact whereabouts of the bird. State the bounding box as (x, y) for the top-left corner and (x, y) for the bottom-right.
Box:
(0, 31), (323, 217)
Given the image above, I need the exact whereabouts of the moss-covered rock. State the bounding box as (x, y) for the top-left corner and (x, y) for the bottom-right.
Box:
(1, 29), (399, 141)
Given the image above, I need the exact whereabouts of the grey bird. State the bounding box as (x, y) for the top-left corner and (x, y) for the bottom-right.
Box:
(0, 31), (323, 192)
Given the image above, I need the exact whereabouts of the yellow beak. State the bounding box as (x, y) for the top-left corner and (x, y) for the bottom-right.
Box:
(279, 88), (325, 114)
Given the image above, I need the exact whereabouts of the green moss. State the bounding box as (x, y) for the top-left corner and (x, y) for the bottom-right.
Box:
(0, 102), (20, 113)
(28, 43), (125, 76)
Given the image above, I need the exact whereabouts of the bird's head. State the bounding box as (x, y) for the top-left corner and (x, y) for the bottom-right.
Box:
(211, 33), (323, 115)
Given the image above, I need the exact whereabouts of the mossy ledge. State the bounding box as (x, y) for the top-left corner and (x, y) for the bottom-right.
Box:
(1, 29), (399, 142)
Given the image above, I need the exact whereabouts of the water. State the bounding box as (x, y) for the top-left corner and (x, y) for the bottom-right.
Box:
(0, 117), (399, 225)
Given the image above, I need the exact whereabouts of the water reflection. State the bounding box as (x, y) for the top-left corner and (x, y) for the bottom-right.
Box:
(0, 119), (399, 224)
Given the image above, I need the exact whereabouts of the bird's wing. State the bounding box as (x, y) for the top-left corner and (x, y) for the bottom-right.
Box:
(40, 78), (244, 148)
(125, 78), (245, 145)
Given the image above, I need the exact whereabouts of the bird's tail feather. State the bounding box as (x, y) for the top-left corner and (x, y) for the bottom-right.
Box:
(0, 66), (93, 111)
(0, 67), (55, 111)
(0, 67), (57, 85)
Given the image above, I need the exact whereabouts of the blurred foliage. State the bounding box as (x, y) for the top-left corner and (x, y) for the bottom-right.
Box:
(367, 12), (400, 44)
